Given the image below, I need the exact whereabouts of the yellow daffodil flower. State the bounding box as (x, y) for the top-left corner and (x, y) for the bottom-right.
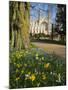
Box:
(42, 74), (46, 80)
(35, 53), (39, 60)
(21, 70), (24, 74)
(16, 77), (20, 81)
(28, 72), (31, 75)
(42, 57), (44, 60)
(29, 74), (36, 81)
(14, 62), (16, 65)
(17, 64), (21, 68)
(36, 56), (38, 60)
(36, 53), (38, 57)
(44, 63), (50, 69)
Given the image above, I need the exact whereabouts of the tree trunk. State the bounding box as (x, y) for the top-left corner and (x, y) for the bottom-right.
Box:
(9, 1), (30, 50)
(19, 2), (30, 49)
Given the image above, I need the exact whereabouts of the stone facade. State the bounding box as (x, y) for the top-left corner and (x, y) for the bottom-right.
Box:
(30, 16), (52, 35)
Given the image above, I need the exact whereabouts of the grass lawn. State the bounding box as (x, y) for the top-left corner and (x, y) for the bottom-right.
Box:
(31, 39), (66, 45)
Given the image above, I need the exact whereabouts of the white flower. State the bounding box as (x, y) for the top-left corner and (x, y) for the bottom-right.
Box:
(56, 73), (61, 83)
(25, 74), (29, 77)
(50, 72), (53, 75)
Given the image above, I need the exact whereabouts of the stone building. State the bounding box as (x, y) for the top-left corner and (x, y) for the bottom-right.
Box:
(30, 9), (52, 35)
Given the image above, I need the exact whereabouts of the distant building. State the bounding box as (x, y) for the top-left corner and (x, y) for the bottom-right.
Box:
(30, 9), (52, 35)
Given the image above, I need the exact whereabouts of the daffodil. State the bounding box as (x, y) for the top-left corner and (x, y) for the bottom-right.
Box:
(15, 52), (22, 59)
(36, 53), (38, 57)
(35, 53), (39, 60)
(37, 83), (40, 87)
(29, 74), (36, 81)
(42, 72), (44, 74)
(56, 73), (61, 83)
(44, 63), (50, 69)
(28, 72), (31, 75)
(21, 70), (24, 74)
(42, 57), (44, 60)
(16, 77), (20, 81)
(36, 56), (38, 60)
(26, 51), (28, 53)
(25, 74), (30, 80)
(25, 77), (28, 80)
(14, 62), (16, 65)
(17, 64), (21, 68)
(42, 74), (46, 80)
(24, 64), (27, 67)
(17, 55), (22, 59)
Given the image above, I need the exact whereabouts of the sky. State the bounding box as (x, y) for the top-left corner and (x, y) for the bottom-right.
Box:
(30, 2), (57, 24)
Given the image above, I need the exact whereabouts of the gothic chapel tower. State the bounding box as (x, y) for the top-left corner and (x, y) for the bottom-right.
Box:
(48, 5), (52, 35)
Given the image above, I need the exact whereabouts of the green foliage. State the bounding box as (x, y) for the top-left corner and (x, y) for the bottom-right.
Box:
(56, 4), (66, 35)
(9, 49), (66, 88)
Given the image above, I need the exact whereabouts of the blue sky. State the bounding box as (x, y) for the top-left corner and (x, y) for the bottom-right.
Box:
(30, 2), (57, 24)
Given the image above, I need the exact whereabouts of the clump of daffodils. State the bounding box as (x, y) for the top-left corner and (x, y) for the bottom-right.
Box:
(35, 53), (39, 60)
(24, 64), (27, 67)
(15, 52), (22, 59)
(16, 77), (20, 81)
(16, 64), (22, 68)
(44, 63), (50, 69)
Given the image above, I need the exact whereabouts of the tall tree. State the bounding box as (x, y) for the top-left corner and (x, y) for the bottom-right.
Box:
(55, 4), (66, 40)
(9, 1), (30, 50)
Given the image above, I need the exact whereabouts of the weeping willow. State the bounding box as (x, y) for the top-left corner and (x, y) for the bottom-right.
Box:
(9, 1), (30, 50)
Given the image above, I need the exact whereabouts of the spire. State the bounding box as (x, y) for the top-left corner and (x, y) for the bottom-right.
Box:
(48, 5), (51, 35)
(38, 9), (41, 24)
(48, 5), (51, 21)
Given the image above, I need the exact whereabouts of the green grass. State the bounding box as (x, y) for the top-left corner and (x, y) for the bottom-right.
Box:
(9, 49), (66, 89)
(31, 39), (66, 45)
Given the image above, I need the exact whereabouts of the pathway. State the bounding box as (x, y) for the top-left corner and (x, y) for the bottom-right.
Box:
(32, 42), (66, 58)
